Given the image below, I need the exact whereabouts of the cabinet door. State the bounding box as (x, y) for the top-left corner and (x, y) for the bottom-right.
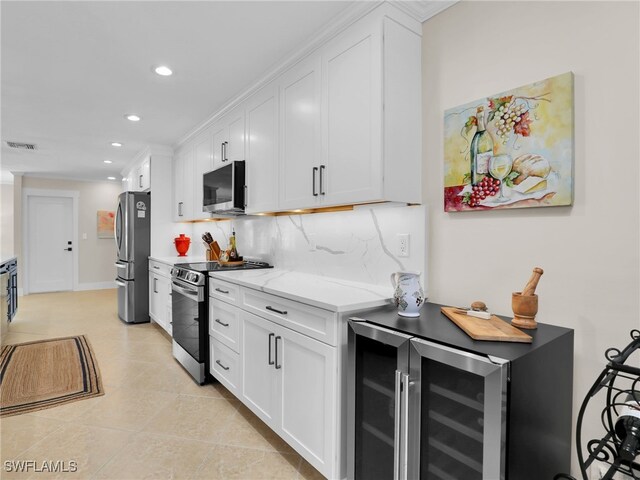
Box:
(277, 323), (337, 478)
(139, 157), (151, 191)
(212, 123), (227, 169)
(241, 311), (279, 426)
(227, 108), (245, 162)
(193, 130), (213, 220)
(245, 83), (279, 214)
(322, 19), (383, 206)
(149, 272), (168, 330)
(279, 56), (322, 210)
(173, 147), (194, 221)
(149, 271), (158, 320)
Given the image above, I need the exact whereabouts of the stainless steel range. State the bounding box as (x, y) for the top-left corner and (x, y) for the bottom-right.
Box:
(171, 260), (272, 384)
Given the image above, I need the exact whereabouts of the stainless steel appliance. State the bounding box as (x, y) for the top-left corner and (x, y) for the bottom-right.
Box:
(203, 161), (246, 215)
(347, 304), (574, 480)
(171, 260), (272, 384)
(114, 191), (150, 323)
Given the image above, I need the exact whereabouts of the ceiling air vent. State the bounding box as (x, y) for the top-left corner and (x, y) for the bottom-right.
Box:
(6, 141), (37, 150)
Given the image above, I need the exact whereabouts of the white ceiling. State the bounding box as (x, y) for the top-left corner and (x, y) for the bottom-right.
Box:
(0, 1), (356, 182)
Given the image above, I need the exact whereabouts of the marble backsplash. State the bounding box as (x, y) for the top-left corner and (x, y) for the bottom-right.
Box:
(187, 204), (427, 290)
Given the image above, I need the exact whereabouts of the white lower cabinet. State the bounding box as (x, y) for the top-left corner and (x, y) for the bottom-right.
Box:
(241, 309), (337, 478)
(209, 336), (241, 396)
(149, 261), (172, 335)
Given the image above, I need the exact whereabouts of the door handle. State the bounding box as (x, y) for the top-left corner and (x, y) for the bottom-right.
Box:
(265, 306), (287, 315)
(312, 167), (318, 196)
(400, 373), (410, 480)
(215, 318), (229, 327)
(268, 333), (275, 366)
(215, 359), (230, 371)
(139, 174), (143, 188)
(274, 335), (282, 369)
(393, 370), (402, 480)
(319, 165), (326, 195)
(153, 277), (158, 294)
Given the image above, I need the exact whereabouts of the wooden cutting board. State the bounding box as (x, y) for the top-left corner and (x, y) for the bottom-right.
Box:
(441, 307), (532, 343)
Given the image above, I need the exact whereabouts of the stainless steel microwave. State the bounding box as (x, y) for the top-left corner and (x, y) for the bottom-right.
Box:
(203, 161), (246, 215)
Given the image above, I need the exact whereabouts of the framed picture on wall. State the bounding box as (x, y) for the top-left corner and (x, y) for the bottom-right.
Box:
(97, 210), (115, 238)
(443, 72), (574, 212)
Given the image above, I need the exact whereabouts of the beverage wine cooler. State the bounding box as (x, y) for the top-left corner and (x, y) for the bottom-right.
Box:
(347, 304), (574, 480)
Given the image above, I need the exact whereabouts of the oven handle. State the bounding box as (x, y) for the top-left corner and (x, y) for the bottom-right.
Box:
(171, 281), (202, 302)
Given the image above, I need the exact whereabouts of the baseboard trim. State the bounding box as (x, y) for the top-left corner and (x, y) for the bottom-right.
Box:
(76, 281), (116, 291)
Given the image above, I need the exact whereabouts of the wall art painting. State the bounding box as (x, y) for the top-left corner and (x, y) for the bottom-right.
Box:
(444, 72), (574, 212)
(97, 210), (115, 238)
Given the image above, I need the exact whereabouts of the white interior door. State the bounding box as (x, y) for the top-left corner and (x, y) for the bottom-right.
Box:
(27, 195), (74, 293)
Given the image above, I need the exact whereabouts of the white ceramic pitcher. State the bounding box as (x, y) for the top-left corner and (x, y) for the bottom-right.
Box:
(391, 271), (425, 317)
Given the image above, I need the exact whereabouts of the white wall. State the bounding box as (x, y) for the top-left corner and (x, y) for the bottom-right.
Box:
(21, 177), (122, 287)
(422, 1), (639, 475)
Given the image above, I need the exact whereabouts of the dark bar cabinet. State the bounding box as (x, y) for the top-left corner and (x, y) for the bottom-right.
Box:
(347, 303), (574, 480)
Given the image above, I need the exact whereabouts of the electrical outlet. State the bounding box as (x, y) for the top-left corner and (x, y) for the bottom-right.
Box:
(397, 233), (410, 257)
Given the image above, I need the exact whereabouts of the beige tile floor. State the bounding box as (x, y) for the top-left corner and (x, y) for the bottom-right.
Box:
(1, 289), (324, 480)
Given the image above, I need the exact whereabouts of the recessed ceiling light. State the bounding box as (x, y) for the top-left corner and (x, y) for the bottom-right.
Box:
(103, 160), (112, 164)
(107, 176), (116, 180)
(111, 142), (122, 147)
(125, 114), (141, 122)
(153, 65), (173, 76)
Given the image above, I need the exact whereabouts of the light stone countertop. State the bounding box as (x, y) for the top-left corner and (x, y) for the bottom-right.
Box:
(209, 268), (393, 313)
(149, 255), (206, 265)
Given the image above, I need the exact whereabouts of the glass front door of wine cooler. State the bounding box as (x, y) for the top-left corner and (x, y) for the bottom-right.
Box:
(408, 339), (509, 480)
(347, 321), (413, 480)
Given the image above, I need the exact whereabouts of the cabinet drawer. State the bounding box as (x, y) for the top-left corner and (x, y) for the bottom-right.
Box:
(209, 300), (241, 353)
(149, 260), (172, 277)
(241, 289), (337, 346)
(210, 336), (240, 395)
(209, 277), (240, 306)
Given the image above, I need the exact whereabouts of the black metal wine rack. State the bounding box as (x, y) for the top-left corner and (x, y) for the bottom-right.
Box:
(555, 330), (640, 480)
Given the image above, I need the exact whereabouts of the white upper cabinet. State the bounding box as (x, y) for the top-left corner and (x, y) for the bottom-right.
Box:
(212, 107), (245, 169)
(193, 128), (214, 220)
(172, 3), (422, 214)
(245, 82), (279, 214)
(173, 146), (194, 221)
(321, 19), (383, 206)
(138, 156), (151, 191)
(279, 56), (322, 210)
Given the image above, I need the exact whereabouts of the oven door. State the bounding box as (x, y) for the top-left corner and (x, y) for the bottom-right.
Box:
(171, 278), (207, 363)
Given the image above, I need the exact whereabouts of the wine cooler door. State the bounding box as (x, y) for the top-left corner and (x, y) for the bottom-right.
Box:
(408, 338), (509, 480)
(347, 320), (413, 480)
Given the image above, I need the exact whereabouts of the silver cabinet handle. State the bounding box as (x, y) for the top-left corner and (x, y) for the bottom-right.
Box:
(153, 265), (160, 269)
(215, 287), (230, 294)
(274, 335), (282, 369)
(178, 202), (183, 217)
(393, 370), (402, 480)
(222, 141), (228, 162)
(215, 318), (229, 327)
(139, 174), (143, 188)
(401, 373), (410, 480)
(153, 277), (158, 294)
(312, 167), (318, 196)
(265, 306), (287, 315)
(319, 165), (326, 195)
(244, 185), (248, 208)
(268, 333), (275, 366)
(215, 359), (230, 371)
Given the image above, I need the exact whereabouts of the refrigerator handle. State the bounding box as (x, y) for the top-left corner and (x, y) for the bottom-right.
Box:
(401, 373), (411, 480)
(394, 370), (402, 480)
(114, 201), (122, 257)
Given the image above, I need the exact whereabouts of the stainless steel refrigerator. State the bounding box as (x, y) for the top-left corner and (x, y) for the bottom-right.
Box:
(114, 191), (150, 323)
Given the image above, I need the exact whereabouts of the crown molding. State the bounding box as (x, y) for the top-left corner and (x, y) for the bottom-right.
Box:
(174, 1), (383, 150)
(393, 0), (458, 22)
